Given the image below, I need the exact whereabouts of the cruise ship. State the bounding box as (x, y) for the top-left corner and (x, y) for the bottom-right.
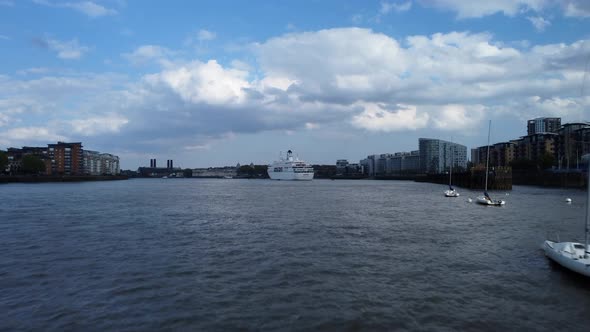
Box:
(267, 150), (314, 180)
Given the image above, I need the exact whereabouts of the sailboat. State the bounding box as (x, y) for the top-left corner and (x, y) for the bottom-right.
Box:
(543, 154), (590, 277)
(476, 121), (505, 206)
(444, 143), (459, 197)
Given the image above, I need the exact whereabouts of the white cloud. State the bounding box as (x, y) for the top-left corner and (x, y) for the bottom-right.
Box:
(198, 29), (216, 41)
(64, 1), (117, 17)
(184, 143), (211, 150)
(563, 0), (590, 17)
(527, 16), (551, 31)
(17, 67), (50, 75)
(352, 103), (429, 131)
(257, 28), (406, 97)
(418, 0), (547, 18)
(122, 45), (172, 65)
(0, 113), (10, 127)
(418, 0), (590, 19)
(46, 38), (90, 59)
(230, 59), (253, 72)
(351, 14), (363, 24)
(522, 96), (589, 120)
(380, 1), (412, 14)
(33, 0), (117, 17)
(183, 29), (217, 50)
(2, 27), (589, 157)
(305, 122), (320, 130)
(431, 104), (486, 130)
(69, 114), (129, 135)
(144, 60), (250, 105)
(0, 126), (66, 142)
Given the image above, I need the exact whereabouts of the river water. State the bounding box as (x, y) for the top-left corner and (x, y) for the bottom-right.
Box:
(1, 179), (589, 331)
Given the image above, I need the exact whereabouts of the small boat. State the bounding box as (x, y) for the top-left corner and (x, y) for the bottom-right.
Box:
(476, 194), (505, 206)
(445, 188), (459, 197)
(544, 154), (590, 277)
(476, 120), (505, 206)
(543, 241), (590, 277)
(566, 198), (572, 203)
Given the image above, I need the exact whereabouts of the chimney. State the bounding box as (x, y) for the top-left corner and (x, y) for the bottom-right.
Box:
(150, 159), (153, 168)
(170, 160), (173, 169)
(153, 159), (156, 168)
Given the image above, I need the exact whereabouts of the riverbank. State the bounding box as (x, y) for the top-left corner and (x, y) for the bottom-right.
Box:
(0, 175), (129, 183)
(512, 170), (587, 188)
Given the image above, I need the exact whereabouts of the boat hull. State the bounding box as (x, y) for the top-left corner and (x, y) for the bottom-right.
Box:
(268, 171), (314, 181)
(445, 190), (459, 197)
(475, 196), (505, 206)
(543, 241), (590, 277)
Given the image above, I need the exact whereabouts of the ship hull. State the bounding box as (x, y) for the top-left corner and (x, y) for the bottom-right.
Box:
(268, 171), (314, 181)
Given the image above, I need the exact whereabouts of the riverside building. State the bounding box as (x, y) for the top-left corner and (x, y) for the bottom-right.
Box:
(48, 142), (83, 175)
(83, 150), (121, 175)
(527, 117), (561, 135)
(419, 138), (467, 174)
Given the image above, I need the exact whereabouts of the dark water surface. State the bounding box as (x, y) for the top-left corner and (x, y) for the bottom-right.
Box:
(1, 179), (590, 331)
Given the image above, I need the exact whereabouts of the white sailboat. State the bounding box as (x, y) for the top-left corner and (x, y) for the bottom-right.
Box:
(476, 120), (505, 206)
(445, 142), (459, 197)
(543, 154), (590, 277)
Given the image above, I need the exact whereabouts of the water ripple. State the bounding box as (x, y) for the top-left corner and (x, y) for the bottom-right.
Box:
(1, 179), (589, 331)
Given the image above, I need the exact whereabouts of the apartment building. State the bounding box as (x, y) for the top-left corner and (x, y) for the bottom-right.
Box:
(48, 142), (83, 175)
(419, 138), (467, 174)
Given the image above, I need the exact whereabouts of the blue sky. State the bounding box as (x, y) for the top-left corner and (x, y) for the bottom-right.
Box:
(1, 0), (589, 168)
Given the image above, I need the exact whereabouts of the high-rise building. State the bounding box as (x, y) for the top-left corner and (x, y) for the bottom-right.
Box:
(419, 138), (467, 174)
(376, 154), (392, 176)
(556, 122), (590, 169)
(360, 151), (420, 176)
(471, 148), (480, 165)
(336, 159), (349, 175)
(47, 142), (83, 175)
(527, 117), (561, 135)
(5, 146), (52, 174)
(359, 155), (379, 176)
(386, 151), (420, 174)
(84, 150), (120, 175)
(517, 133), (557, 162)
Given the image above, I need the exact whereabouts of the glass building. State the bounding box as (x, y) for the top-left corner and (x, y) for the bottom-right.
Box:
(419, 138), (467, 174)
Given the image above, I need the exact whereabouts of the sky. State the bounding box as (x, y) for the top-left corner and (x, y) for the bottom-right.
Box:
(0, 0), (589, 169)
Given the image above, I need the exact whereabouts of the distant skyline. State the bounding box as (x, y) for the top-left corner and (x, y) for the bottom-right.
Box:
(1, 0), (589, 169)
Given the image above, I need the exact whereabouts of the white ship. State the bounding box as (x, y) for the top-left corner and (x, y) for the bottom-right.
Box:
(267, 150), (314, 181)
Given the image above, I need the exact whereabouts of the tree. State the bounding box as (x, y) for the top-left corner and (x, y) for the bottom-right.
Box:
(0, 150), (7, 173)
(539, 153), (555, 170)
(183, 168), (192, 178)
(22, 155), (46, 174)
(237, 164), (268, 178)
(510, 159), (536, 171)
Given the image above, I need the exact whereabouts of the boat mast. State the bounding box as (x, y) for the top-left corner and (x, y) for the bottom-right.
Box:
(485, 120), (491, 192)
(449, 137), (453, 188)
(449, 154), (452, 187)
(586, 154), (589, 257)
